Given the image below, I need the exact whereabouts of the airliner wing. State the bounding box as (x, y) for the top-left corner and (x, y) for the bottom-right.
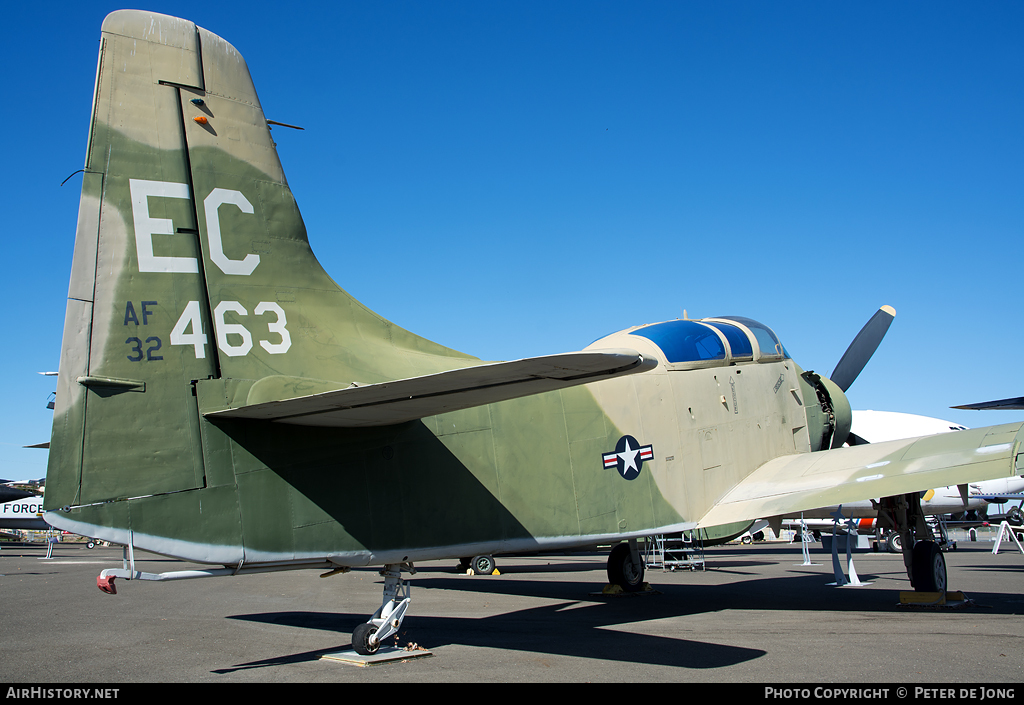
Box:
(206, 349), (653, 427)
(698, 422), (1024, 527)
(952, 396), (1024, 411)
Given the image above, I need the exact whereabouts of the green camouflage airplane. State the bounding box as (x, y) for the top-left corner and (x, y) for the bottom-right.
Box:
(46, 10), (1024, 655)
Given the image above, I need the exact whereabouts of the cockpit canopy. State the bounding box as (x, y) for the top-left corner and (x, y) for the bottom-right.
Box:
(629, 316), (788, 367)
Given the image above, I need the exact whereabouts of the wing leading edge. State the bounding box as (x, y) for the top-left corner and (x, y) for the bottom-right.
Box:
(206, 349), (654, 427)
(698, 422), (1024, 528)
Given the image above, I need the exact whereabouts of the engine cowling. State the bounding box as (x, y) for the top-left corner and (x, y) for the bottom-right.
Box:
(801, 371), (852, 451)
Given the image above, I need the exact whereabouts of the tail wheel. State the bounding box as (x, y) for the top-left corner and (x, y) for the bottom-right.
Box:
(352, 622), (380, 656)
(911, 541), (947, 593)
(607, 542), (644, 592)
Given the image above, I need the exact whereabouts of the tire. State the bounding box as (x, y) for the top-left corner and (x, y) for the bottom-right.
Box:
(471, 554), (496, 575)
(885, 531), (902, 554)
(1007, 506), (1023, 526)
(352, 622), (380, 655)
(607, 542), (644, 592)
(911, 541), (947, 593)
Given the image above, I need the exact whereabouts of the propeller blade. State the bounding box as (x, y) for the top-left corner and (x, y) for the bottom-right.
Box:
(830, 305), (895, 392)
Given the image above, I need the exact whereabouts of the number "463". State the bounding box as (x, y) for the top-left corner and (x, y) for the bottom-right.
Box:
(171, 300), (291, 359)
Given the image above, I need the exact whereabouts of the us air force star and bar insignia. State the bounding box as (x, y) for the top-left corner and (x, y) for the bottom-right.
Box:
(602, 435), (654, 481)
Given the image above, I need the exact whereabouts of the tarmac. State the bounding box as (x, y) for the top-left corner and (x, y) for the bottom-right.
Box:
(2, 536), (1022, 684)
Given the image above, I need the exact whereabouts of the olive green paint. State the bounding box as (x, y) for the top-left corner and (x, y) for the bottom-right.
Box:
(47, 12), (1024, 577)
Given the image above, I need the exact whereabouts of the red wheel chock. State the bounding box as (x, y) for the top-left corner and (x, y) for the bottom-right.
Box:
(97, 574), (117, 594)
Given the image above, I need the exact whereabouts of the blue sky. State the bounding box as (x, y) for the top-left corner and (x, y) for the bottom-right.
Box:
(3, 2), (1022, 481)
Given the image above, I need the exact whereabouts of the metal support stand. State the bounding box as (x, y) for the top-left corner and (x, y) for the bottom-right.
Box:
(646, 531), (706, 571)
(796, 516), (819, 566)
(843, 516), (870, 586)
(828, 507), (848, 586)
(42, 533), (57, 560)
(123, 535), (137, 573)
(992, 521), (1024, 555)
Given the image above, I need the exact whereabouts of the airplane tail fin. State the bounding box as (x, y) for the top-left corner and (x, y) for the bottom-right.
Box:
(46, 11), (475, 517)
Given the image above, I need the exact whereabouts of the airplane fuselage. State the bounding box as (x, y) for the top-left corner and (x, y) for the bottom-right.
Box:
(45, 13), (1023, 609)
(49, 312), (837, 567)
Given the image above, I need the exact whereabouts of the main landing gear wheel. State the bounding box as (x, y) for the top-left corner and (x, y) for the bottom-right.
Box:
(911, 541), (947, 593)
(607, 542), (645, 592)
(1007, 506), (1023, 526)
(352, 622), (380, 656)
(471, 554), (496, 575)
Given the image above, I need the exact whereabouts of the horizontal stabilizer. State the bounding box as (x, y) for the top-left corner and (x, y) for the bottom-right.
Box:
(698, 422), (1024, 528)
(207, 349), (654, 427)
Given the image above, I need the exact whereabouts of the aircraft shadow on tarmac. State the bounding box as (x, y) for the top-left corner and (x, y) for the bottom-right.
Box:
(219, 600), (766, 673)
(214, 550), (1023, 673)
(213, 570), (894, 673)
(402, 562), (921, 607)
(965, 562), (1024, 574)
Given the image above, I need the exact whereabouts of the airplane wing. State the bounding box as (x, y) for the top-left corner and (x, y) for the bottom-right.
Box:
(206, 349), (653, 427)
(697, 422), (1024, 528)
(952, 396), (1024, 411)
